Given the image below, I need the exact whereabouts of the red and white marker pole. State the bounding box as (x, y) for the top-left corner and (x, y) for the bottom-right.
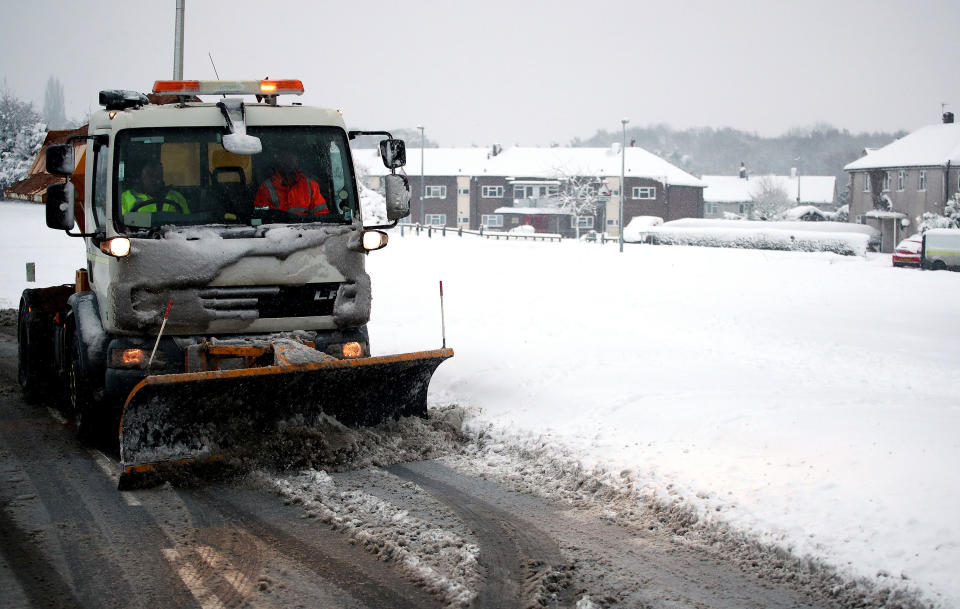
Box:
(147, 300), (173, 369)
(439, 281), (446, 349)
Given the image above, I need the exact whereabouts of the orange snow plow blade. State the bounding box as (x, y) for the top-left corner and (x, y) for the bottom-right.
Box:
(117, 348), (453, 489)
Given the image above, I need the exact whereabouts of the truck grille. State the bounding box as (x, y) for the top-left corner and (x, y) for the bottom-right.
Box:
(199, 283), (340, 319)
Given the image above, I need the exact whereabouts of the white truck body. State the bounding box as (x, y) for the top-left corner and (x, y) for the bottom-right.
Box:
(921, 228), (960, 270)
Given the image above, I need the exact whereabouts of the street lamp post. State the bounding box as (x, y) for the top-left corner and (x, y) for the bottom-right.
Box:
(619, 118), (629, 253)
(417, 125), (425, 225)
(794, 156), (801, 203)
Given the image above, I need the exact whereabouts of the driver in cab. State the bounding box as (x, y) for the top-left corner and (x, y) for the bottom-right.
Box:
(121, 163), (189, 214)
(255, 149), (329, 216)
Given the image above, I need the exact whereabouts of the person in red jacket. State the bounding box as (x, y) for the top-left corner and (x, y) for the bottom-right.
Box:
(254, 149), (328, 216)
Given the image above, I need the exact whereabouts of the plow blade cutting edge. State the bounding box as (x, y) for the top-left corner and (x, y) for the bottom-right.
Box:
(118, 348), (453, 489)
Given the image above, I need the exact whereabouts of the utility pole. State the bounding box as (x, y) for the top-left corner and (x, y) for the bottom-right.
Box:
(619, 118), (629, 253)
(417, 125), (425, 225)
(173, 0), (185, 79)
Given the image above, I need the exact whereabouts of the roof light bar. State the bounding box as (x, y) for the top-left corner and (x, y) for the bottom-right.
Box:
(152, 80), (304, 97)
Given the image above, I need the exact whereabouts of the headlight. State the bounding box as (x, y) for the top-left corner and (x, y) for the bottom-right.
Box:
(100, 237), (131, 258)
(361, 230), (388, 251)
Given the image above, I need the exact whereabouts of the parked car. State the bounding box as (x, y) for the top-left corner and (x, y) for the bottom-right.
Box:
(921, 228), (960, 271)
(892, 234), (922, 267)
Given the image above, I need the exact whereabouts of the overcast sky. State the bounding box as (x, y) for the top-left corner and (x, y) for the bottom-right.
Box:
(2, 0), (958, 146)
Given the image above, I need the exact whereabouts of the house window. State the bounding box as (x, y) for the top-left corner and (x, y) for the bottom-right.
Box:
(481, 185), (503, 198)
(481, 214), (503, 227)
(458, 216), (470, 224)
(632, 186), (656, 199)
(856, 215), (866, 224)
(919, 170), (927, 191)
(424, 214), (446, 226)
(897, 170), (905, 191)
(607, 218), (619, 226)
(457, 187), (470, 195)
(705, 202), (719, 215)
(425, 185), (446, 198)
(863, 173), (871, 192)
(738, 203), (748, 215)
(882, 172), (891, 192)
(571, 216), (594, 228)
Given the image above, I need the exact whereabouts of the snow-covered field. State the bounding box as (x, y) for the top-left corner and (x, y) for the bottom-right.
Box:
(3, 199), (958, 607)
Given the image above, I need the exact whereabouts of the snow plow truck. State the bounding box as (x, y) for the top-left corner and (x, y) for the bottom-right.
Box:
(17, 79), (452, 488)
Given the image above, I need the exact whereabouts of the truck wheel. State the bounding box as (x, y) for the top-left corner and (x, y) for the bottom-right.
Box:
(68, 332), (102, 443)
(933, 260), (947, 271)
(17, 298), (48, 403)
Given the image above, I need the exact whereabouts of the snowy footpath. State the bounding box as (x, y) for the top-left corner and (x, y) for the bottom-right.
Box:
(2, 199), (958, 607)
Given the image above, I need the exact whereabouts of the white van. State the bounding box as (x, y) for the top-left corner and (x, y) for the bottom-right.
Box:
(921, 228), (960, 271)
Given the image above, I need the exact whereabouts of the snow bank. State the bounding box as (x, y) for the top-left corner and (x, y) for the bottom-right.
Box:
(622, 215), (663, 243)
(639, 218), (878, 255)
(648, 225), (870, 255)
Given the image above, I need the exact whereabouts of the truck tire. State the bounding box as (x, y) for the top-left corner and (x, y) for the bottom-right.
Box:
(17, 298), (49, 403)
(933, 260), (947, 271)
(68, 331), (102, 443)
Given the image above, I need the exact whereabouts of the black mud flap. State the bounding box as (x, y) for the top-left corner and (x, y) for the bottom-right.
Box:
(118, 349), (452, 489)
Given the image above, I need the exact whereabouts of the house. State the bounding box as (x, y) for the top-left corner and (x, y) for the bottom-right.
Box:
(843, 113), (960, 252)
(353, 144), (705, 238)
(701, 172), (837, 219)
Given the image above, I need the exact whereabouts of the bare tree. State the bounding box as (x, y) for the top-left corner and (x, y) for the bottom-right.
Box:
(43, 76), (67, 130)
(750, 176), (792, 220)
(550, 168), (601, 238)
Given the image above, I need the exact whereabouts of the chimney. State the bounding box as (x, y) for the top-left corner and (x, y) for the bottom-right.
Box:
(738, 162), (747, 179)
(944, 112), (955, 124)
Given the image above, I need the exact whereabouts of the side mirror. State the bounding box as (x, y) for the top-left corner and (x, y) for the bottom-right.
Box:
(46, 145), (75, 175)
(46, 182), (75, 231)
(379, 139), (406, 169)
(384, 173), (411, 221)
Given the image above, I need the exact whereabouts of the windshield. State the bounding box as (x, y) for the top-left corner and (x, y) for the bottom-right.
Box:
(113, 126), (358, 233)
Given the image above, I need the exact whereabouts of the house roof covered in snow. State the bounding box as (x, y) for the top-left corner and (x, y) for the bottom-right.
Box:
(701, 175), (836, 204)
(353, 145), (705, 187)
(352, 147), (494, 178)
(483, 146), (704, 187)
(844, 123), (960, 171)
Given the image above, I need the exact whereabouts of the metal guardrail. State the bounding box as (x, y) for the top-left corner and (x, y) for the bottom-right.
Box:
(396, 223), (564, 242)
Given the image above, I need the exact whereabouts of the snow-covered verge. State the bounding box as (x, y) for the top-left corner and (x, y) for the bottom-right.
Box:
(364, 233), (960, 609)
(0, 200), (86, 308)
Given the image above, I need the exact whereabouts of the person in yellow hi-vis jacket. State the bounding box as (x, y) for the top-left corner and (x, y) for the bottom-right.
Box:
(121, 164), (189, 214)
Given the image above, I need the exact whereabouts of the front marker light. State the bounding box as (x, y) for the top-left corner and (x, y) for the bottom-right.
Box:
(342, 342), (363, 358)
(361, 230), (388, 251)
(111, 348), (147, 367)
(100, 237), (131, 258)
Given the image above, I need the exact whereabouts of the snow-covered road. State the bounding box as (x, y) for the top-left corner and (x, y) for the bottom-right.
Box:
(3, 199), (957, 607)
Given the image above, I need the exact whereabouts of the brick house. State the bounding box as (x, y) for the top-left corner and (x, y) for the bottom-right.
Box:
(843, 114), (960, 252)
(353, 144), (705, 238)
